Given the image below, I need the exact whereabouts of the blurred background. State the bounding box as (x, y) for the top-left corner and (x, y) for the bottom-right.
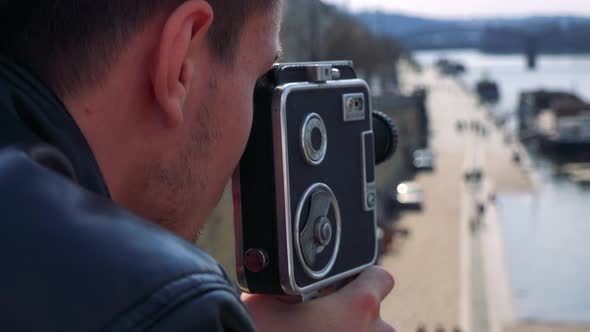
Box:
(198, 1), (590, 331)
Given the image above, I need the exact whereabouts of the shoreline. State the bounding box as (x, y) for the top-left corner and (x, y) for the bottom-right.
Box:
(465, 81), (590, 332)
(383, 64), (590, 332)
(480, 181), (516, 331)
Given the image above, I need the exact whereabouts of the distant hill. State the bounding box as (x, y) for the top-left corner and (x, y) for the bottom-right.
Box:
(354, 12), (590, 53)
(280, 0), (407, 77)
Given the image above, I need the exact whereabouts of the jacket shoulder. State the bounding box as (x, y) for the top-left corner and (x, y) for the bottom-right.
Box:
(0, 148), (255, 332)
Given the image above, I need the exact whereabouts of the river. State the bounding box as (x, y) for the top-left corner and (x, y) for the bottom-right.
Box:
(416, 50), (590, 326)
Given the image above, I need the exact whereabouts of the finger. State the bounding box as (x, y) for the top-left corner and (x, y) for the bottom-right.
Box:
(347, 266), (395, 301)
(241, 293), (290, 310)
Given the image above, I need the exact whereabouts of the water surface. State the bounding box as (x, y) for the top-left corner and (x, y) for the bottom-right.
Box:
(417, 49), (590, 325)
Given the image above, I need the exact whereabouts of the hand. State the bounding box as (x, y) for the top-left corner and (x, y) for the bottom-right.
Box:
(242, 266), (395, 332)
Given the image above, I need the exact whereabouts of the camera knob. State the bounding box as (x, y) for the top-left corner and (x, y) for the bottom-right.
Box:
(315, 217), (333, 247)
(244, 248), (269, 273)
(372, 111), (398, 165)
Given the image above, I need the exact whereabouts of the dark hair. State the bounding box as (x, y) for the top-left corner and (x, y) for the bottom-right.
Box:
(0, 0), (279, 97)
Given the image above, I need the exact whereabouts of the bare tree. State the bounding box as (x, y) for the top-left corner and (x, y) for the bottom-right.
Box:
(281, 0), (407, 81)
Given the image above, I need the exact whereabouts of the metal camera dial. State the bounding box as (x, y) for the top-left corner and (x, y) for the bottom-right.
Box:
(301, 113), (328, 166)
(315, 217), (333, 247)
(295, 183), (342, 280)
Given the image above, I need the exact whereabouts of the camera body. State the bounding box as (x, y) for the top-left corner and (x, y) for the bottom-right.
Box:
(233, 61), (380, 300)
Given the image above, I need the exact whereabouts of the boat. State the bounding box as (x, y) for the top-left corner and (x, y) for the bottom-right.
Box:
(561, 163), (590, 183)
(435, 58), (466, 76)
(517, 90), (590, 152)
(534, 100), (590, 150)
(517, 90), (581, 134)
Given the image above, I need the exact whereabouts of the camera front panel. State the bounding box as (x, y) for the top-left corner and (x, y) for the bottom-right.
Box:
(275, 80), (377, 295)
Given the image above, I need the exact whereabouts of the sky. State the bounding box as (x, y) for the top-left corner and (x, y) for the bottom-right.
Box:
(323, 0), (590, 18)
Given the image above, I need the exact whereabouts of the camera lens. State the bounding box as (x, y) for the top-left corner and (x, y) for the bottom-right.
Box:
(311, 127), (323, 152)
(301, 113), (327, 166)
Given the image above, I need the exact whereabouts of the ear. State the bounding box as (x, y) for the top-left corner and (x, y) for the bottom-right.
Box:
(152, 0), (213, 128)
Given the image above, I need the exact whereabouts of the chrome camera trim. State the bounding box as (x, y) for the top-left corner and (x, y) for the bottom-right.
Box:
(343, 93), (367, 122)
(362, 131), (377, 212)
(301, 113), (328, 166)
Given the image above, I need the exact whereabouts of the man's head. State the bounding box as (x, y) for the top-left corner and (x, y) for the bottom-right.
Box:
(0, 0), (280, 97)
(0, 0), (283, 240)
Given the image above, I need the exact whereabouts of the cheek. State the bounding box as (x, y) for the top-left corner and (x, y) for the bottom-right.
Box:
(221, 83), (254, 159)
(236, 81), (255, 139)
(233, 98), (254, 154)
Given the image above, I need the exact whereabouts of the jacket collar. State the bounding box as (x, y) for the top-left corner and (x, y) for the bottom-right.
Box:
(0, 55), (111, 198)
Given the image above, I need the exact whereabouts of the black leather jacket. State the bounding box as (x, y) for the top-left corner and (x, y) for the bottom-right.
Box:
(0, 57), (256, 331)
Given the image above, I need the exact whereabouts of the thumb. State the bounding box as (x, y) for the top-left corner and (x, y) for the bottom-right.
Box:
(342, 266), (395, 302)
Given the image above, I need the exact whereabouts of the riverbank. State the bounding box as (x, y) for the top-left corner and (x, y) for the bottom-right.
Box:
(379, 66), (470, 331)
(506, 324), (590, 332)
(378, 64), (550, 331)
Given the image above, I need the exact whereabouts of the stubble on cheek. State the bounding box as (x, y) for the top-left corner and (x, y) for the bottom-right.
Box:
(148, 76), (226, 237)
(147, 102), (217, 235)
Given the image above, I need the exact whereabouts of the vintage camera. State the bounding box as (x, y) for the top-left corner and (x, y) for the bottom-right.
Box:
(232, 61), (397, 301)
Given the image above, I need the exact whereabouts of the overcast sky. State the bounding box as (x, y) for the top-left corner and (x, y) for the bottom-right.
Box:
(323, 0), (590, 18)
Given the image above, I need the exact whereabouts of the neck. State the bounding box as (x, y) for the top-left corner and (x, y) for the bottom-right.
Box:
(63, 45), (159, 209)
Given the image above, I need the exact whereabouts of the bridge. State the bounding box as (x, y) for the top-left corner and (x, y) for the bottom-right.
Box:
(388, 26), (571, 70)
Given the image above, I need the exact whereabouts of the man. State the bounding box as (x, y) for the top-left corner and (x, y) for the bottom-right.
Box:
(0, 1), (395, 331)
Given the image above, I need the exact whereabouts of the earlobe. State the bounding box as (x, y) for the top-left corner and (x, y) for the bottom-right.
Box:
(152, 0), (213, 128)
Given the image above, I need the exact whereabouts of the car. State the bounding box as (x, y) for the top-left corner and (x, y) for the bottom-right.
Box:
(512, 151), (522, 164)
(395, 182), (424, 209)
(413, 149), (435, 171)
(464, 168), (484, 183)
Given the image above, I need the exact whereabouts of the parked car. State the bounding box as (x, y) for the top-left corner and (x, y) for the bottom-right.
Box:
(464, 168), (484, 183)
(512, 151), (522, 164)
(395, 182), (424, 209)
(413, 149), (435, 171)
